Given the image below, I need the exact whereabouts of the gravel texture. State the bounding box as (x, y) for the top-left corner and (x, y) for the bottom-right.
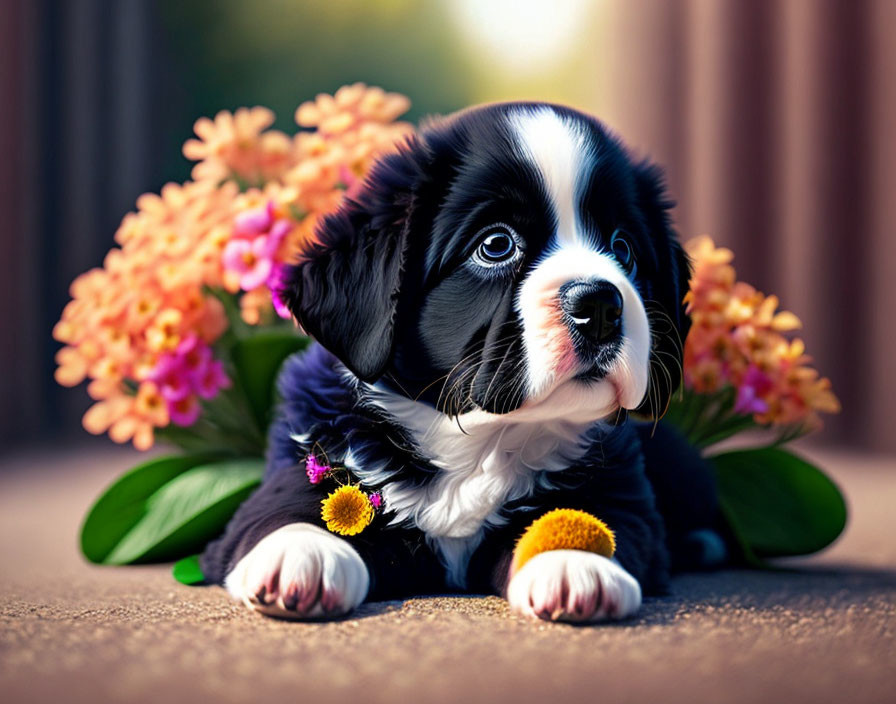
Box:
(0, 444), (894, 704)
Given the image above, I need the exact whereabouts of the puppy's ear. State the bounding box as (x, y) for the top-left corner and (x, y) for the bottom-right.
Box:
(280, 145), (422, 381)
(631, 160), (692, 418)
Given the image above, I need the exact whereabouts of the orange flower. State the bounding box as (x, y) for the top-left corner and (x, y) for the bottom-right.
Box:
(683, 236), (839, 429)
(183, 107), (294, 186)
(296, 83), (411, 135)
(55, 85), (413, 450)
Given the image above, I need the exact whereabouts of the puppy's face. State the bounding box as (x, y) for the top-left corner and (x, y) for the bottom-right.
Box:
(284, 103), (690, 424)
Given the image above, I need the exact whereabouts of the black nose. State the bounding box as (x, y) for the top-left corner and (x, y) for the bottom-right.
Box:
(561, 282), (623, 344)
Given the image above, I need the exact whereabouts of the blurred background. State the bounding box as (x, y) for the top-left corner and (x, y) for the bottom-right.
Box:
(1, 0), (894, 455)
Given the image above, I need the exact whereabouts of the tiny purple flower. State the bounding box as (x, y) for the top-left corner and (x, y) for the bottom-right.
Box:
(369, 491), (383, 510)
(305, 454), (329, 484)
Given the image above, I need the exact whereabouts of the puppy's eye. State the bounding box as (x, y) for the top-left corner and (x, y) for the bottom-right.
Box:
(473, 225), (519, 265)
(611, 229), (637, 276)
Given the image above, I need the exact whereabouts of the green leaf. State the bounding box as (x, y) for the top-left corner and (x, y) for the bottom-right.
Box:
(710, 447), (847, 558)
(173, 554), (206, 585)
(230, 331), (309, 431)
(80, 453), (225, 564)
(102, 458), (264, 564)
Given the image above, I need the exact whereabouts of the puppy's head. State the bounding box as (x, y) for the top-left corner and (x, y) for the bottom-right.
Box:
(282, 103), (690, 424)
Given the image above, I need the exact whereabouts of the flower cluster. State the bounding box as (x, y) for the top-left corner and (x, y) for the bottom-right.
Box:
(54, 84), (413, 449)
(148, 335), (230, 427)
(195, 84), (414, 325)
(683, 236), (840, 428)
(54, 180), (237, 450)
(305, 454), (383, 536)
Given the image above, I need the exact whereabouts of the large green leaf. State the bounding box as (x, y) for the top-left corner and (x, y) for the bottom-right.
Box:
(710, 447), (847, 558)
(102, 458), (264, 564)
(80, 453), (224, 563)
(230, 331), (309, 431)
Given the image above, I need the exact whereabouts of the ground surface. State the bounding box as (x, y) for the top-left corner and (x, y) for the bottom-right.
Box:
(0, 445), (894, 704)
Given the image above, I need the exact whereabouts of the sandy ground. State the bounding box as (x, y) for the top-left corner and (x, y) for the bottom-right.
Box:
(0, 444), (894, 704)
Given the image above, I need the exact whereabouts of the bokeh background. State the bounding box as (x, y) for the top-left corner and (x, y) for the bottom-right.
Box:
(2, 0), (894, 455)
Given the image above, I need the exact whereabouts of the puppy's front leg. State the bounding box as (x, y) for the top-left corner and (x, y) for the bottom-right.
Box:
(506, 550), (641, 623)
(225, 523), (370, 620)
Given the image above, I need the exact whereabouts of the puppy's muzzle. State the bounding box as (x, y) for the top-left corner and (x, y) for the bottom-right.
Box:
(561, 281), (623, 345)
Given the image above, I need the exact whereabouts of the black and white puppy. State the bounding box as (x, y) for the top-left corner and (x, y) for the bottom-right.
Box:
(201, 102), (721, 622)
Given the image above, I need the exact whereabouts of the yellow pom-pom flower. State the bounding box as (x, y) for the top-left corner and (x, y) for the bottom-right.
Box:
(321, 485), (374, 536)
(511, 508), (616, 574)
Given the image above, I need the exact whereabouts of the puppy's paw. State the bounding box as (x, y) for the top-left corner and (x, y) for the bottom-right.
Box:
(507, 549), (641, 623)
(224, 523), (369, 620)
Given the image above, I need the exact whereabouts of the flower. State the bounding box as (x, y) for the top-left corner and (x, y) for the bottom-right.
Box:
(233, 201), (274, 235)
(145, 334), (228, 427)
(321, 485), (374, 536)
(183, 107), (294, 185)
(168, 394), (201, 427)
(369, 491), (383, 510)
(295, 83), (411, 136)
(194, 359), (230, 399)
(149, 353), (192, 402)
(82, 381), (169, 451)
(268, 265), (292, 319)
(734, 365), (773, 415)
(222, 200), (296, 321)
(54, 85), (413, 449)
(511, 509), (615, 575)
(222, 236), (276, 291)
(683, 236), (840, 428)
(305, 455), (329, 484)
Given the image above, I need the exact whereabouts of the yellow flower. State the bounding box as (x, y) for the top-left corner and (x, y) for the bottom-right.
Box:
(321, 485), (374, 536)
(511, 509), (616, 575)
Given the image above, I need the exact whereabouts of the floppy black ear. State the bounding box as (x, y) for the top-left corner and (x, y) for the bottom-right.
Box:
(631, 160), (692, 418)
(280, 146), (422, 381)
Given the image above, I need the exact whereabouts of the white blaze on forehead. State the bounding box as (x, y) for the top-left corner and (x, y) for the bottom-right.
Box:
(507, 107), (650, 414)
(507, 107), (592, 246)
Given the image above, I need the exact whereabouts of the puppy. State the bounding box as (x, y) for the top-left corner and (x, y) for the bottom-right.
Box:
(201, 102), (722, 622)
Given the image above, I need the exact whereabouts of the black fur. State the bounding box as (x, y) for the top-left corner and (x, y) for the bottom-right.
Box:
(201, 344), (676, 597)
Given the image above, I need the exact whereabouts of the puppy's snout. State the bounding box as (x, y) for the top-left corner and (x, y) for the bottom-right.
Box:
(561, 281), (623, 344)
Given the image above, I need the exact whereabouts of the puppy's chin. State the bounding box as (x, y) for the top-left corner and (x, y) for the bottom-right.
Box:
(509, 377), (622, 425)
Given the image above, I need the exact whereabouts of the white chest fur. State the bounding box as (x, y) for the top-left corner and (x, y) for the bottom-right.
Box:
(351, 385), (597, 587)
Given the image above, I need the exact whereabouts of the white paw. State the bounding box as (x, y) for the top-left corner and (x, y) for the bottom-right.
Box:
(507, 550), (642, 623)
(224, 523), (369, 620)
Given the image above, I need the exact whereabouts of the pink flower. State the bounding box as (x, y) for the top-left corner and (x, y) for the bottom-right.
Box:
(148, 353), (192, 402)
(369, 491), (383, 509)
(233, 202), (274, 237)
(222, 236), (276, 291)
(734, 365), (773, 415)
(148, 335), (227, 406)
(226, 200), (295, 312)
(267, 218), (291, 251)
(268, 265), (292, 319)
(305, 455), (329, 484)
(176, 335), (212, 376)
(168, 394), (201, 427)
(194, 359), (230, 399)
